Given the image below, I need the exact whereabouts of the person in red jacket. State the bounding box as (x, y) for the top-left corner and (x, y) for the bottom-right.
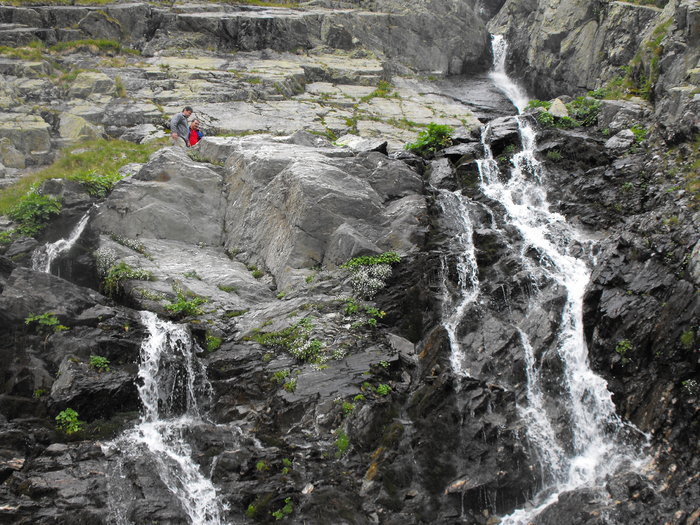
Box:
(189, 119), (204, 146)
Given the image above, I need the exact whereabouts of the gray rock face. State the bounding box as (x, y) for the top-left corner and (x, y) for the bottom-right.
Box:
(92, 148), (226, 246)
(604, 128), (636, 151)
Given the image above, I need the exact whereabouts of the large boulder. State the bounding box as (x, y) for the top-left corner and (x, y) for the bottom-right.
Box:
(0, 114), (50, 161)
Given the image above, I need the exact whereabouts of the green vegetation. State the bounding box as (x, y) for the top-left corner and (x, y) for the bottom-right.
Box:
(681, 378), (699, 396)
(25, 312), (69, 333)
(567, 97), (602, 126)
(109, 234), (150, 257)
(631, 125), (648, 143)
(7, 191), (61, 237)
(271, 497), (293, 520)
(249, 318), (324, 362)
(102, 262), (153, 297)
(206, 333), (222, 352)
(282, 378), (297, 392)
(341, 252), (401, 270)
(342, 251), (401, 300)
(405, 123), (453, 157)
(55, 408), (83, 435)
(0, 41), (44, 60)
(359, 80), (394, 103)
(50, 39), (139, 55)
(341, 401), (355, 415)
(164, 291), (207, 317)
(615, 339), (633, 365)
(183, 270), (202, 280)
(272, 369), (291, 384)
(0, 139), (163, 216)
(256, 460), (270, 472)
(218, 284), (237, 293)
(248, 265), (264, 279)
(375, 384), (391, 396)
(89, 355), (111, 372)
(680, 330), (695, 350)
(545, 150), (563, 162)
(335, 430), (349, 457)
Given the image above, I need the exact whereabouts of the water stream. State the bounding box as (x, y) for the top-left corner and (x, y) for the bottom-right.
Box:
(31, 207), (94, 274)
(442, 35), (645, 522)
(104, 311), (228, 525)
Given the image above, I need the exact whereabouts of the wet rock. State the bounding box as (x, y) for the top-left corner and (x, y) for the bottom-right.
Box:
(605, 129), (636, 152)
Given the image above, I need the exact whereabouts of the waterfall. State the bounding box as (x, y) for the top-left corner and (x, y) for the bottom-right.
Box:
(437, 190), (480, 377)
(31, 207), (93, 273)
(104, 311), (228, 525)
(443, 34), (646, 523)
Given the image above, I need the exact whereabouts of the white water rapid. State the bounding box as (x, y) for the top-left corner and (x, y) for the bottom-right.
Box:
(31, 207), (93, 273)
(104, 311), (228, 525)
(442, 35), (646, 523)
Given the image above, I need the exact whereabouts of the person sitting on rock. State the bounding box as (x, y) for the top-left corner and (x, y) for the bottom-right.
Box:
(170, 106), (193, 149)
(189, 119), (204, 146)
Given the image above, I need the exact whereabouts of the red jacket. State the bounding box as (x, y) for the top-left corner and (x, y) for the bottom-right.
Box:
(189, 128), (203, 146)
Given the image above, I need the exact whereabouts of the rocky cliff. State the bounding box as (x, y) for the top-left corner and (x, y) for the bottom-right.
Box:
(0, 0), (698, 524)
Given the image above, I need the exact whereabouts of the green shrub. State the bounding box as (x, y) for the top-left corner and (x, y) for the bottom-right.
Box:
(535, 111), (555, 127)
(102, 262), (153, 297)
(89, 355), (110, 372)
(566, 97), (601, 126)
(164, 292), (207, 317)
(55, 408), (83, 434)
(271, 497), (293, 520)
(49, 39), (139, 55)
(545, 150), (563, 162)
(282, 378), (297, 392)
(8, 192), (62, 237)
(680, 330), (695, 350)
(342, 401), (355, 415)
(341, 252), (401, 270)
(68, 171), (122, 198)
(525, 99), (552, 110)
(0, 139), (163, 217)
(249, 318), (324, 362)
(25, 312), (69, 333)
(335, 430), (349, 457)
(631, 125), (648, 143)
(256, 460), (269, 472)
(206, 334), (222, 352)
(405, 123), (453, 157)
(375, 384), (391, 396)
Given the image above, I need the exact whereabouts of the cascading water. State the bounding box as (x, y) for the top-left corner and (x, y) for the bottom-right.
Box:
(442, 34), (646, 522)
(31, 207), (94, 274)
(104, 311), (228, 525)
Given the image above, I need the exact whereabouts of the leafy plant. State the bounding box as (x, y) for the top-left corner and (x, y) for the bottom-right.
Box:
(525, 99), (552, 111)
(631, 125), (648, 143)
(68, 171), (122, 198)
(566, 97), (601, 126)
(283, 378), (297, 392)
(164, 292), (207, 317)
(0, 139), (163, 217)
(89, 355), (111, 372)
(272, 369), (291, 384)
(218, 284), (237, 293)
(256, 460), (269, 472)
(405, 123), (453, 157)
(375, 384), (391, 396)
(545, 150), (562, 162)
(102, 262), (153, 297)
(271, 497), (293, 520)
(341, 252), (401, 300)
(206, 334), (222, 352)
(341, 401), (355, 415)
(680, 330), (695, 350)
(25, 312), (69, 333)
(249, 318), (324, 362)
(8, 192), (62, 237)
(335, 430), (349, 457)
(55, 408), (83, 434)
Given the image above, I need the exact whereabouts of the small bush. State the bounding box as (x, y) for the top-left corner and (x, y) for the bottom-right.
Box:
(206, 334), (222, 352)
(405, 123), (453, 157)
(25, 312), (69, 333)
(68, 171), (122, 198)
(680, 330), (695, 350)
(525, 99), (552, 110)
(375, 384), (391, 396)
(164, 292), (207, 317)
(545, 150), (563, 162)
(8, 192), (62, 237)
(89, 355), (111, 372)
(631, 125), (648, 143)
(335, 430), (350, 457)
(55, 408), (83, 434)
(566, 97), (601, 126)
(102, 262), (153, 297)
(271, 497), (293, 521)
